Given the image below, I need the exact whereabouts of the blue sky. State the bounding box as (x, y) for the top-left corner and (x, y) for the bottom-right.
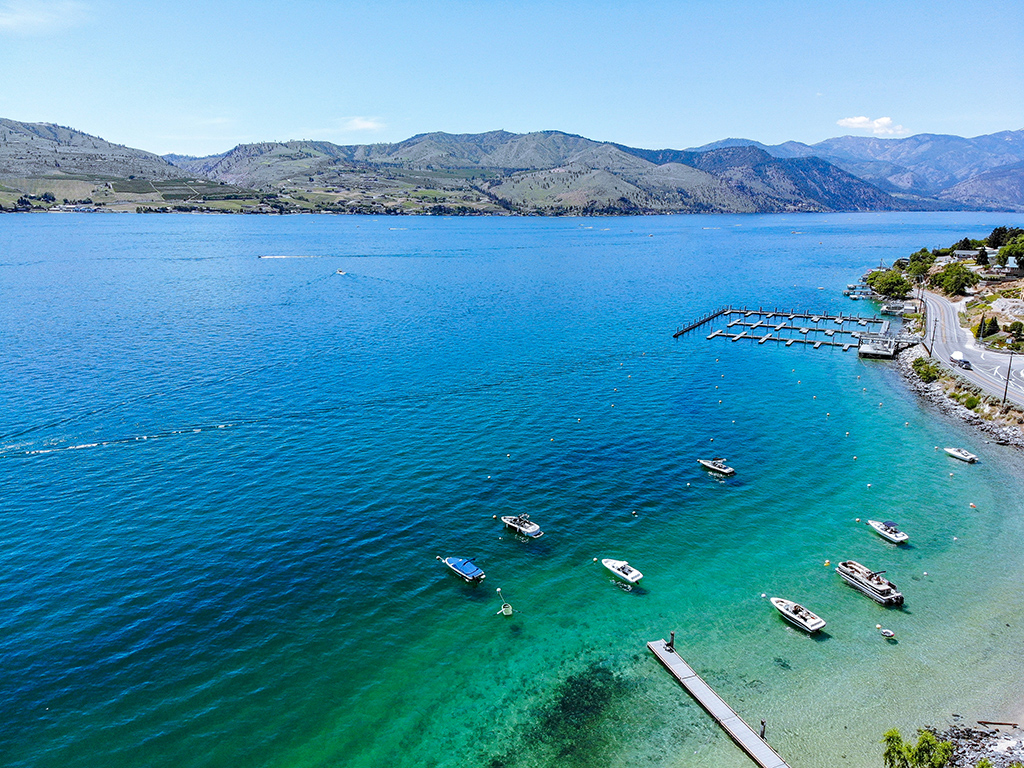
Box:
(1, 0), (1021, 156)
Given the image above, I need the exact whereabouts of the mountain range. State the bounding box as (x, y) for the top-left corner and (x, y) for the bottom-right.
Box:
(2, 117), (1023, 214)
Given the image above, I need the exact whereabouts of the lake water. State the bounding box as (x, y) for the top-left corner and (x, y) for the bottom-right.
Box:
(3, 211), (1024, 768)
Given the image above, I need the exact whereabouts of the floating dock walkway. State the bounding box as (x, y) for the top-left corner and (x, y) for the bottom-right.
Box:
(674, 306), (730, 338)
(648, 638), (791, 768)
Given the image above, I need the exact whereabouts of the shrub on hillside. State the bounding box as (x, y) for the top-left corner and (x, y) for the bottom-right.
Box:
(912, 357), (941, 383)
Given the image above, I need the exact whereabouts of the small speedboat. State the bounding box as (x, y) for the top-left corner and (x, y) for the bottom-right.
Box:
(944, 447), (978, 463)
(500, 513), (543, 538)
(601, 558), (643, 583)
(437, 556), (485, 583)
(698, 458), (735, 476)
(867, 519), (909, 544)
(835, 560), (903, 605)
(769, 597), (826, 633)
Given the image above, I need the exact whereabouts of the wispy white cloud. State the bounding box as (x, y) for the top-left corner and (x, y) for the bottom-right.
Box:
(295, 117), (388, 141)
(836, 116), (907, 136)
(342, 116), (386, 132)
(0, 0), (87, 33)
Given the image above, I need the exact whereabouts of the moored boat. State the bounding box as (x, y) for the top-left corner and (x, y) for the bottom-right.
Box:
(769, 597), (826, 633)
(944, 446), (978, 463)
(698, 458), (735, 476)
(437, 555), (485, 583)
(835, 560), (903, 605)
(867, 519), (909, 544)
(500, 513), (543, 538)
(601, 558), (643, 583)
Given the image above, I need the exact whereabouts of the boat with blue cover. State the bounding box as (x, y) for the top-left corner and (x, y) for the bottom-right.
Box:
(437, 555), (486, 583)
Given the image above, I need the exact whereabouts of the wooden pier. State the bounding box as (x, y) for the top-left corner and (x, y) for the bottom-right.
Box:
(648, 638), (791, 768)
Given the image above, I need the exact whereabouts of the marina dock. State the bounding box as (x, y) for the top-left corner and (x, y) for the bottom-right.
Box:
(648, 638), (791, 768)
(674, 305), (920, 357)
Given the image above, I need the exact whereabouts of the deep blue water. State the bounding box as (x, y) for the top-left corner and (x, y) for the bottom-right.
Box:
(3, 211), (1024, 768)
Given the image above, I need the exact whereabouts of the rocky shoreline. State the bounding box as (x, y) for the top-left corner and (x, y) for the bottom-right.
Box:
(927, 722), (1024, 767)
(894, 344), (1024, 448)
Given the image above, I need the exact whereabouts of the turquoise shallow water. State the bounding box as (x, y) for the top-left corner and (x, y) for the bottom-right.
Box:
(3, 211), (1024, 768)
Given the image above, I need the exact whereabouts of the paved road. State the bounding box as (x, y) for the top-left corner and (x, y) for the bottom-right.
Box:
(921, 291), (1024, 407)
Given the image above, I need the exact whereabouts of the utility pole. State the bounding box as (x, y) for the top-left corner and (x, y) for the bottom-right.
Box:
(1003, 350), (1015, 405)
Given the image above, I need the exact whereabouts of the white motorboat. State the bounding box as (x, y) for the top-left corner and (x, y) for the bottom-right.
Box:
(835, 560), (903, 605)
(601, 558), (643, 583)
(500, 513), (543, 538)
(769, 597), (826, 633)
(698, 458), (735, 476)
(944, 447), (978, 463)
(867, 519), (909, 544)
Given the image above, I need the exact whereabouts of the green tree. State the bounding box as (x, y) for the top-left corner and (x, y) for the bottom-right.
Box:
(882, 729), (954, 768)
(883, 729), (911, 768)
(975, 248), (989, 266)
(907, 248), (935, 278)
(866, 269), (912, 298)
(977, 315), (987, 339)
(998, 235), (1024, 269)
(930, 262), (981, 296)
(989, 226), (1009, 248)
(1009, 321), (1024, 338)
(953, 237), (973, 252)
